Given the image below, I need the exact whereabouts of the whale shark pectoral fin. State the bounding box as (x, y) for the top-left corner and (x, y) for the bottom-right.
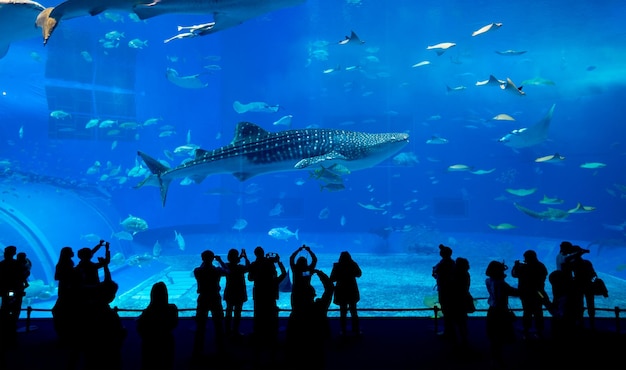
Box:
(35, 7), (57, 45)
(88, 6), (107, 16)
(295, 152), (347, 169)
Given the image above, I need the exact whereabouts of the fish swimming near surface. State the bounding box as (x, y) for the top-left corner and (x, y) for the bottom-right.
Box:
(0, 0), (45, 58)
(135, 122), (409, 206)
(36, 0), (305, 45)
(498, 104), (556, 149)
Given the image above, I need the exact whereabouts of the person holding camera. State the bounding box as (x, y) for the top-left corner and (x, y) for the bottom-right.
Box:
(286, 268), (334, 368)
(248, 246), (287, 356)
(224, 248), (250, 338)
(290, 245), (318, 312)
(511, 250), (549, 340)
(330, 251), (362, 336)
(193, 250), (229, 356)
(75, 240), (110, 303)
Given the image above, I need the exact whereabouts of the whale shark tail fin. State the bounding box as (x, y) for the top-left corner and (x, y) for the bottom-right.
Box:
(35, 7), (57, 46)
(137, 151), (172, 207)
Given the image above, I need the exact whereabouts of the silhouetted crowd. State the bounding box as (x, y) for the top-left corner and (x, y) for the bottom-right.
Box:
(0, 240), (609, 369)
(432, 241), (607, 368)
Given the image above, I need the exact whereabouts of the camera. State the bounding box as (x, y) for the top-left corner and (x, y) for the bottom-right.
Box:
(266, 252), (279, 262)
(302, 271), (311, 277)
(8, 291), (14, 297)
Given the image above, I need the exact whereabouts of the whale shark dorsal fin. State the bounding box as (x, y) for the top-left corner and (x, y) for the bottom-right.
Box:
(232, 122), (269, 144)
(195, 149), (209, 158)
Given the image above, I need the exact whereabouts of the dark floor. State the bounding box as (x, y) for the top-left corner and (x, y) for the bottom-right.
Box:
(1, 315), (624, 370)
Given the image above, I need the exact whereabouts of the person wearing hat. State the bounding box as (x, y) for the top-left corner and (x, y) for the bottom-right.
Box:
(432, 244), (455, 339)
(511, 250), (549, 340)
(485, 260), (519, 367)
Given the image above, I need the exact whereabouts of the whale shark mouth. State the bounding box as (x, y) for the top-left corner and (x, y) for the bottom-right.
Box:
(136, 122), (409, 206)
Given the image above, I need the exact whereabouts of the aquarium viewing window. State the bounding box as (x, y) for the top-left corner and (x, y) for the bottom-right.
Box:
(0, 1), (624, 319)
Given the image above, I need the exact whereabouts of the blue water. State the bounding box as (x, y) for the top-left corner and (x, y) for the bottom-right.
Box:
(1, 0), (625, 313)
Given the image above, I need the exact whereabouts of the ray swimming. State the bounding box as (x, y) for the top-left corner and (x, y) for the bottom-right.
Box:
(135, 122), (409, 206)
(498, 104), (556, 149)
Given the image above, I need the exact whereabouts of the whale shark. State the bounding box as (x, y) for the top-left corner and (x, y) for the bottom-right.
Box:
(36, 0), (305, 45)
(498, 104), (556, 149)
(0, 0), (45, 58)
(136, 122), (409, 206)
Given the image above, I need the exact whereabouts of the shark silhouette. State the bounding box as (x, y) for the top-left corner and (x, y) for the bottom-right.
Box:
(36, 0), (305, 45)
(514, 202), (570, 222)
(498, 104), (556, 148)
(136, 122), (409, 206)
(0, 0), (45, 58)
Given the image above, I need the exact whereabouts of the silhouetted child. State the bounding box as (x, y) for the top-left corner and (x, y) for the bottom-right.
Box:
(193, 250), (228, 356)
(290, 245), (318, 312)
(224, 248), (250, 338)
(137, 281), (179, 370)
(330, 251), (362, 336)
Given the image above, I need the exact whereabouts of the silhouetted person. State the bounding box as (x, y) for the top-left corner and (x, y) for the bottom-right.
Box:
(286, 269), (334, 369)
(83, 249), (126, 370)
(330, 251), (362, 336)
(511, 250), (549, 339)
(432, 244), (455, 339)
(224, 248), (249, 338)
(556, 240), (574, 271)
(568, 246), (597, 330)
(0, 246), (25, 345)
(137, 281), (179, 370)
(485, 260), (519, 368)
(193, 250), (228, 357)
(75, 241), (108, 303)
(52, 246), (79, 344)
(289, 244), (318, 312)
(451, 256), (471, 345)
(247, 246), (286, 362)
(15, 252), (31, 289)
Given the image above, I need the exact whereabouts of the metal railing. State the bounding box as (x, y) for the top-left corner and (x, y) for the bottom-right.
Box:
(20, 305), (625, 334)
